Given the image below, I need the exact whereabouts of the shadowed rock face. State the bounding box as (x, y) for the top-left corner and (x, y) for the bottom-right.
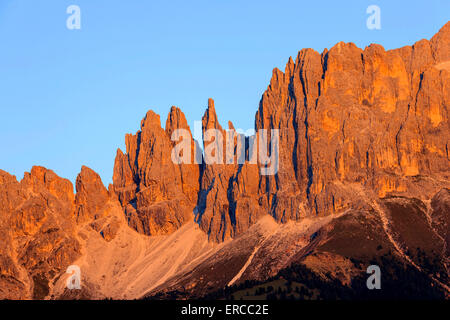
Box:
(195, 99), (267, 242)
(113, 22), (449, 242)
(0, 22), (449, 300)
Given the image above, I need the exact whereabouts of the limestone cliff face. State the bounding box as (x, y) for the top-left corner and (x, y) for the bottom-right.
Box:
(255, 22), (450, 223)
(194, 99), (264, 242)
(112, 99), (267, 242)
(112, 108), (200, 236)
(195, 98), (236, 242)
(75, 166), (110, 223)
(0, 165), (123, 299)
(0, 167), (80, 299)
(112, 22), (449, 242)
(195, 99), (267, 242)
(0, 22), (449, 300)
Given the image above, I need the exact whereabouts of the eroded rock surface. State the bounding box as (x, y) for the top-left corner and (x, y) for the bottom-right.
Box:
(0, 22), (449, 299)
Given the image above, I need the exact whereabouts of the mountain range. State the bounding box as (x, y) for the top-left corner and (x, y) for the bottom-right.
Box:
(0, 22), (449, 300)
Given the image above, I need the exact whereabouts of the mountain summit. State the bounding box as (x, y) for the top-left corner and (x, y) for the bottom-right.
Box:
(0, 23), (449, 300)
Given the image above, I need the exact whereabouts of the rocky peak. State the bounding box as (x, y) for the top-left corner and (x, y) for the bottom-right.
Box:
(165, 106), (190, 137)
(0, 23), (449, 300)
(431, 21), (450, 63)
(113, 106), (199, 236)
(22, 166), (75, 203)
(0, 169), (17, 185)
(140, 110), (162, 132)
(0, 166), (81, 299)
(111, 23), (449, 242)
(75, 166), (110, 223)
(165, 106), (201, 202)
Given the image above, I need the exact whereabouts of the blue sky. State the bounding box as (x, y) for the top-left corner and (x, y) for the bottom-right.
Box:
(0, 0), (448, 186)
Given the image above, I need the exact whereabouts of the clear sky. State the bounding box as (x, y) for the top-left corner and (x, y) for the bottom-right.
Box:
(0, 0), (448, 186)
